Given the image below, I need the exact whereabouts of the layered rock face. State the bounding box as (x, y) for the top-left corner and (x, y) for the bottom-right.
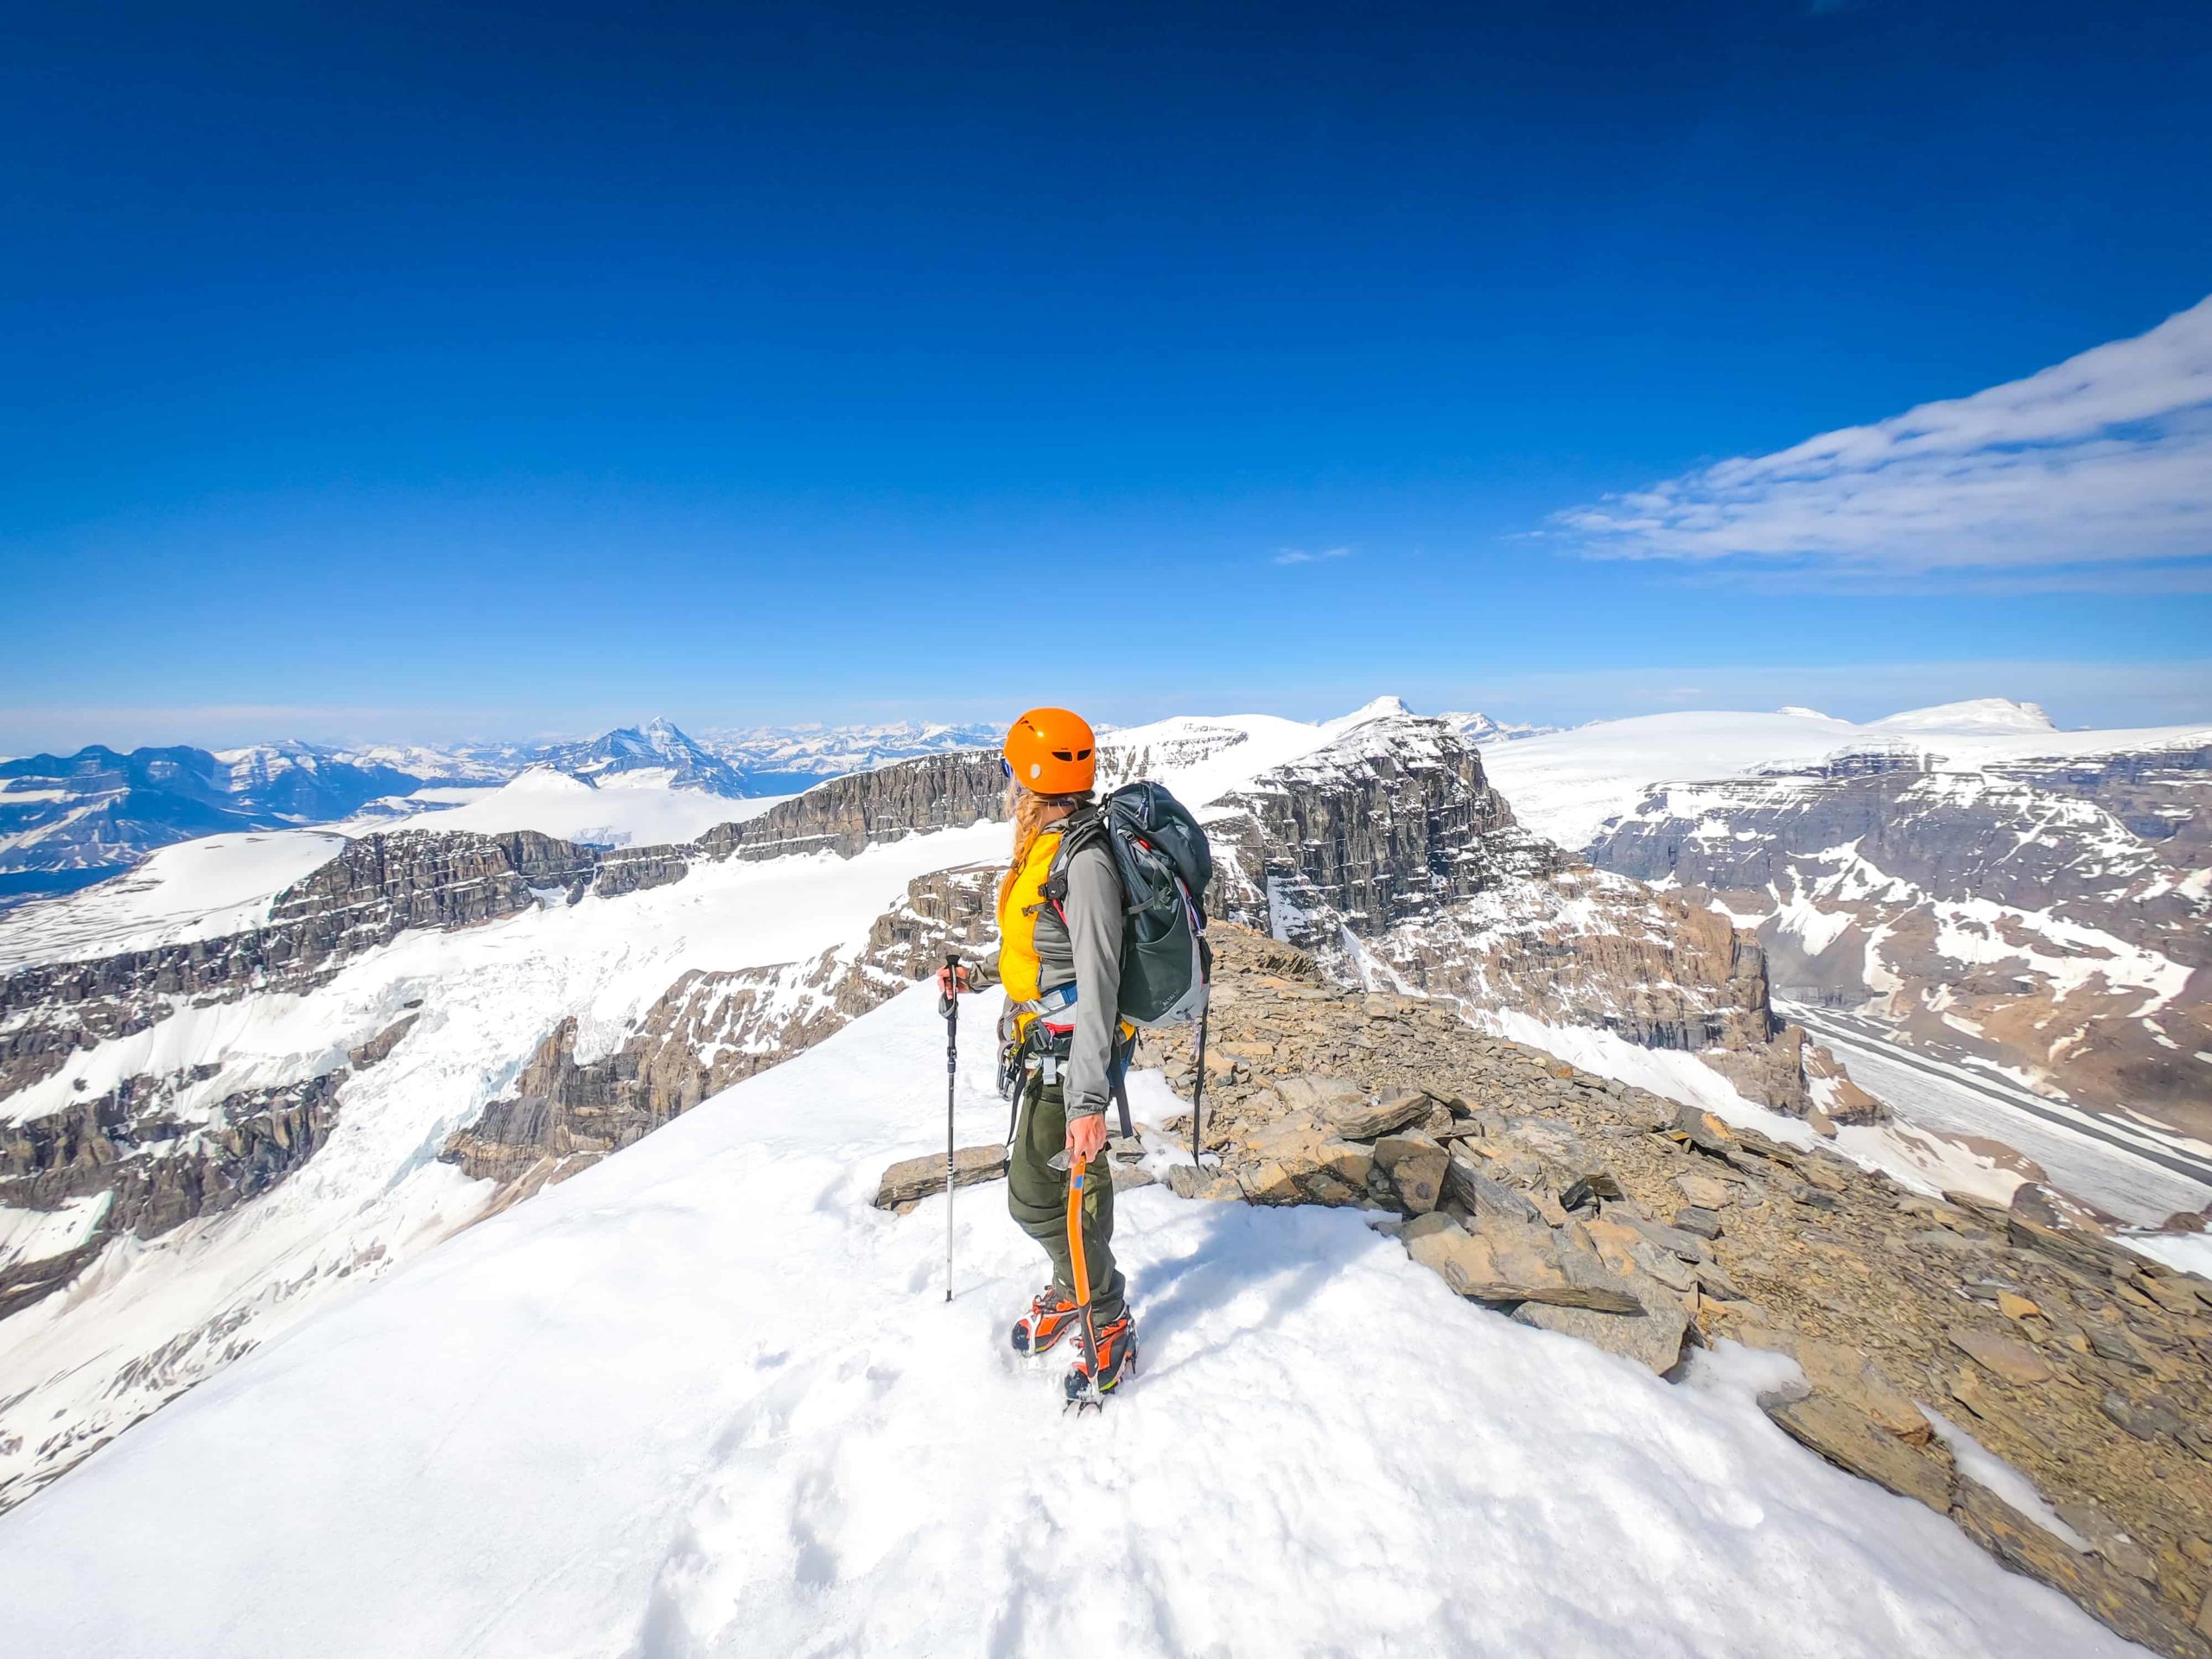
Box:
(0, 1013), (418, 1322)
(1144, 925), (2212, 1659)
(0, 1072), (345, 1315)
(699, 753), (1006, 861)
(0, 830), (690, 1099)
(1206, 709), (1838, 1117)
(1586, 745), (2212, 1136)
(441, 866), (1001, 1199)
(1205, 714), (1562, 932)
(0, 825), (679, 1313)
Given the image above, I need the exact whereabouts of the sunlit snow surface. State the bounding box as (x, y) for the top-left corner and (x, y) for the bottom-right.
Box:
(1479, 700), (2212, 852)
(0, 830), (347, 969)
(0, 821), (1011, 1499)
(362, 766), (785, 847)
(0, 986), (2144, 1658)
(0, 716), (1352, 1507)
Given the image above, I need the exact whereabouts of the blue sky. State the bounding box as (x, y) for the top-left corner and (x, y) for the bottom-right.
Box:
(4, 1), (2209, 750)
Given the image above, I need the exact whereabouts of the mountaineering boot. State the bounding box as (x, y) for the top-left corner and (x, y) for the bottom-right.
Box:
(1064, 1310), (1137, 1406)
(1011, 1286), (1084, 1356)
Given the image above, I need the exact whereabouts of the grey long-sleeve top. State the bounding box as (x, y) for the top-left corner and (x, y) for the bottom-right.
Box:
(963, 824), (1123, 1122)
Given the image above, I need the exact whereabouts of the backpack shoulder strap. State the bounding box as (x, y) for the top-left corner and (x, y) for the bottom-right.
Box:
(1039, 809), (1112, 907)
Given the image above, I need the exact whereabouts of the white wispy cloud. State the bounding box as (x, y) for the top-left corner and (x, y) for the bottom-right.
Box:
(1274, 546), (1351, 566)
(1552, 292), (2212, 588)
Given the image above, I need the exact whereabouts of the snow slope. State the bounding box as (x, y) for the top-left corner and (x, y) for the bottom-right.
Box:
(0, 772), (787, 971)
(359, 766), (785, 847)
(0, 829), (347, 970)
(0, 984), (2144, 1659)
(0, 709), (1375, 1503)
(0, 819), (1009, 1497)
(1483, 700), (2212, 852)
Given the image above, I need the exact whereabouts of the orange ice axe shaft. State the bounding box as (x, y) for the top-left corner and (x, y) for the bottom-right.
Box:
(1065, 1152), (1092, 1311)
(1065, 1152), (1103, 1400)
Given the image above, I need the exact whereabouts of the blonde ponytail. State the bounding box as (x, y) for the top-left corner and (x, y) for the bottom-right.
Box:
(997, 781), (1052, 914)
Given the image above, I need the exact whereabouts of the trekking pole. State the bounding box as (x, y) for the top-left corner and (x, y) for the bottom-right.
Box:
(1189, 1005), (1211, 1173)
(944, 953), (960, 1305)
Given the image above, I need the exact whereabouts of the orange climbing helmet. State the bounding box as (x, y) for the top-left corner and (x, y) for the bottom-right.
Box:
(1001, 708), (1096, 795)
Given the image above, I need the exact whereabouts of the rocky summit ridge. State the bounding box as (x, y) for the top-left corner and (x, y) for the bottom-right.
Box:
(1118, 925), (2212, 1658)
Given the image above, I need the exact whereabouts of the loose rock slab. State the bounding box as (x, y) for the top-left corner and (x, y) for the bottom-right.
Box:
(872, 1144), (1009, 1211)
(1949, 1327), (2054, 1387)
(1763, 1393), (1956, 1513)
(1514, 1300), (1689, 1376)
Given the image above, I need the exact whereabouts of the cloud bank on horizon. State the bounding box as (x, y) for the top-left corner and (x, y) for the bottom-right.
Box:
(1554, 293), (2212, 590)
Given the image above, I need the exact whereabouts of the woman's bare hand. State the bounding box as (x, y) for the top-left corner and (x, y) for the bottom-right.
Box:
(1065, 1112), (1108, 1165)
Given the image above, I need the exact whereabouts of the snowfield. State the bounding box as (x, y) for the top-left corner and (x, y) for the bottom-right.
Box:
(1480, 698), (2212, 852)
(0, 829), (347, 969)
(0, 713), (1364, 1509)
(0, 984), (2145, 1658)
(363, 765), (785, 847)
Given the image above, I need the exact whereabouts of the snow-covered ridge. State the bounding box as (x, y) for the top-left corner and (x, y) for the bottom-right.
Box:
(694, 717), (1002, 781)
(7, 691), (2203, 1554)
(1482, 699), (2212, 853)
(0, 985), (2150, 1659)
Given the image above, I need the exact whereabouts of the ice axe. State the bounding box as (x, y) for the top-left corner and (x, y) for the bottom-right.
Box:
(1061, 1149), (1103, 1414)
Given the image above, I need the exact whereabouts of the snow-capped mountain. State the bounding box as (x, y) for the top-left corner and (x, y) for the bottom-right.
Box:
(534, 716), (748, 794)
(0, 743), (448, 905)
(0, 719), (940, 909)
(1482, 700), (2212, 1146)
(0, 700), (1846, 1510)
(1439, 709), (1562, 743)
(693, 718), (1001, 791)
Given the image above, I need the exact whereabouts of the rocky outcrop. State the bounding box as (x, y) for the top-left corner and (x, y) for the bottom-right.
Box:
(1585, 746), (2212, 1136)
(0, 830), (687, 1109)
(1, 1068), (346, 1318)
(1205, 709), (1832, 1116)
(1146, 924), (2212, 1657)
(871, 1145), (1011, 1211)
(440, 865), (1001, 1199)
(699, 753), (1006, 862)
(1205, 714), (1561, 933)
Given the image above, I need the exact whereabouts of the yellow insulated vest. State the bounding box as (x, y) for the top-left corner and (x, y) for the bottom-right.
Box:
(996, 828), (1064, 1025)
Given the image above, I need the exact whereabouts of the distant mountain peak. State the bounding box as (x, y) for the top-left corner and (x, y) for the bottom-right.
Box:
(1868, 698), (2056, 735)
(1341, 695), (1414, 722)
(540, 720), (747, 797)
(1437, 709), (1562, 743)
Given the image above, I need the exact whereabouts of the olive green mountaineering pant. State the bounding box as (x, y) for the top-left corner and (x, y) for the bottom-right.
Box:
(1006, 1069), (1127, 1323)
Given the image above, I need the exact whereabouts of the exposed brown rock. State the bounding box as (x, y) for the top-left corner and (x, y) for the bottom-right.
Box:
(1763, 1392), (1956, 1513)
(1952, 1481), (2212, 1659)
(872, 1145), (1010, 1211)
(1139, 921), (2212, 1658)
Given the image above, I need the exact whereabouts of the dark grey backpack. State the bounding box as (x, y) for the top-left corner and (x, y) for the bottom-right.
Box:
(1045, 781), (1212, 1027)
